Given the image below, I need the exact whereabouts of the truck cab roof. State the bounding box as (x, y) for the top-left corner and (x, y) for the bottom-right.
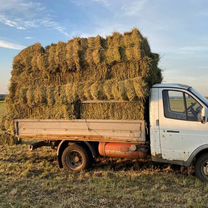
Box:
(152, 83), (191, 90)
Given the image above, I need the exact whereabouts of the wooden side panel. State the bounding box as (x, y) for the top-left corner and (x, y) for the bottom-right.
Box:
(15, 119), (146, 143)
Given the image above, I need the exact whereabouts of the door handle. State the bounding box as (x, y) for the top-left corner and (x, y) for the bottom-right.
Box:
(167, 130), (180, 133)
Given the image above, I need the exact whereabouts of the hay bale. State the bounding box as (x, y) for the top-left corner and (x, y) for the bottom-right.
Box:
(72, 38), (82, 71)
(66, 41), (74, 70)
(82, 82), (92, 100)
(103, 80), (114, 100)
(90, 81), (106, 100)
(125, 46), (143, 61)
(26, 87), (34, 107)
(124, 79), (137, 101)
(118, 81), (128, 100)
(48, 44), (58, 73)
(34, 86), (46, 105)
(3, 28), (163, 144)
(107, 32), (123, 47)
(81, 102), (145, 120)
(55, 42), (68, 72)
(106, 47), (121, 64)
(111, 81), (120, 100)
(46, 87), (55, 106)
(65, 83), (74, 103)
(133, 77), (148, 98)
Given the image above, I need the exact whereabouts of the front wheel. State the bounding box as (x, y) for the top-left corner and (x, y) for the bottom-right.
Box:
(61, 144), (90, 172)
(195, 153), (208, 182)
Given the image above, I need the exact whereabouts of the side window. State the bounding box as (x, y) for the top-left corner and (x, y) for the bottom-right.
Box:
(163, 90), (186, 120)
(185, 94), (202, 121)
(163, 90), (202, 121)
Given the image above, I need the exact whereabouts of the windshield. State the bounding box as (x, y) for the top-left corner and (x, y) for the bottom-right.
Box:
(189, 87), (208, 107)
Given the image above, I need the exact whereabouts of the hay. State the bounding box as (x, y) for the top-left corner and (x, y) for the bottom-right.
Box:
(124, 79), (137, 101)
(2, 28), (163, 143)
(90, 81), (106, 100)
(106, 47), (121, 64)
(81, 102), (145, 120)
(103, 80), (114, 100)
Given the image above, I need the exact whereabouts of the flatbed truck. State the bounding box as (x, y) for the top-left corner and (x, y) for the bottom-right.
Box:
(15, 83), (208, 181)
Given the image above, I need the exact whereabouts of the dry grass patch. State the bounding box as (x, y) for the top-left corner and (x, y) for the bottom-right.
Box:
(0, 145), (207, 208)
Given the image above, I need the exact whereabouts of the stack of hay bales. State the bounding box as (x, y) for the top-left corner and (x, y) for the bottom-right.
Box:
(1, 28), (162, 142)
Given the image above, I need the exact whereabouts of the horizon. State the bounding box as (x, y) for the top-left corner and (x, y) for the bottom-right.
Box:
(0, 0), (208, 95)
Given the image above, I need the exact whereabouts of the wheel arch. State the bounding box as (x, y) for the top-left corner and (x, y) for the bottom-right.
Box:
(57, 140), (98, 168)
(186, 144), (208, 166)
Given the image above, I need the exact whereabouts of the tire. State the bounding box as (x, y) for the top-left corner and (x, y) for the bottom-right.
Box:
(61, 144), (90, 172)
(195, 153), (208, 182)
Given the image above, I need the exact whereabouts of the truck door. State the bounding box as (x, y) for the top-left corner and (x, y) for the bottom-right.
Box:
(158, 88), (208, 162)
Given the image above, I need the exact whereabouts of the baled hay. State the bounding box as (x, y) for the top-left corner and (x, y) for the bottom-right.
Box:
(106, 47), (121, 64)
(90, 81), (106, 100)
(133, 77), (148, 98)
(26, 87), (34, 107)
(92, 49), (103, 65)
(55, 42), (67, 72)
(48, 44), (58, 73)
(71, 83), (78, 101)
(124, 79), (137, 101)
(118, 81), (128, 100)
(60, 86), (67, 105)
(72, 38), (82, 70)
(131, 28), (143, 45)
(81, 102), (145, 120)
(19, 87), (27, 104)
(107, 32), (123, 47)
(77, 83), (85, 100)
(4, 28), (163, 144)
(83, 82), (93, 100)
(86, 48), (94, 66)
(125, 46), (143, 61)
(110, 62), (141, 81)
(66, 41), (74, 70)
(31, 47), (42, 70)
(103, 79), (114, 100)
(46, 87), (55, 106)
(87, 37), (95, 48)
(94, 35), (105, 48)
(34, 86), (46, 105)
(65, 83), (74, 103)
(111, 81), (120, 100)
(37, 53), (48, 71)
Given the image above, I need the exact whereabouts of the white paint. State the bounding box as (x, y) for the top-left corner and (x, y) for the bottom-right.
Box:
(150, 83), (208, 162)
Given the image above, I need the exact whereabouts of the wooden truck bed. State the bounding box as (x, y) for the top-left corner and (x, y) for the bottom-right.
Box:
(15, 119), (146, 144)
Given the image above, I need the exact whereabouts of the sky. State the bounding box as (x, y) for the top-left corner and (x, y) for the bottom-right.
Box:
(0, 0), (208, 95)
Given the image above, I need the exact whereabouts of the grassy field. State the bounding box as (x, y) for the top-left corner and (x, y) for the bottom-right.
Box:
(0, 144), (208, 208)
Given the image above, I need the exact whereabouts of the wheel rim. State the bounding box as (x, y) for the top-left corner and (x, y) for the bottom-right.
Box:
(202, 161), (208, 176)
(67, 151), (83, 170)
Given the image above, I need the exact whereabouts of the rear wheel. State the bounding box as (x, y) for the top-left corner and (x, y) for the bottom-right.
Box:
(195, 153), (208, 182)
(61, 144), (90, 172)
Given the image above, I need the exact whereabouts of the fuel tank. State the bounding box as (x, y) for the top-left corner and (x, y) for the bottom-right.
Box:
(98, 142), (148, 159)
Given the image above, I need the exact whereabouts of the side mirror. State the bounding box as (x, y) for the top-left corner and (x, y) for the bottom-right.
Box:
(201, 107), (208, 124)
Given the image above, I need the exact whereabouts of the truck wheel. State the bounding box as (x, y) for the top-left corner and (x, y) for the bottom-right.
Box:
(195, 153), (208, 182)
(61, 144), (90, 172)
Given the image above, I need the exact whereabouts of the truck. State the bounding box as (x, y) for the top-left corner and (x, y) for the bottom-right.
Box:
(15, 83), (208, 182)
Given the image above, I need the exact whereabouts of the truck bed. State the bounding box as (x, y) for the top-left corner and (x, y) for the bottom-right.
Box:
(15, 119), (146, 144)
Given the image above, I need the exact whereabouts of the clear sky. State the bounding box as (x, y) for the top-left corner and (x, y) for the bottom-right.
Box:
(0, 0), (208, 95)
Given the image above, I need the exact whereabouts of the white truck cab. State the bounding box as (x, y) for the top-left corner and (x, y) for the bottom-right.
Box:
(150, 83), (208, 181)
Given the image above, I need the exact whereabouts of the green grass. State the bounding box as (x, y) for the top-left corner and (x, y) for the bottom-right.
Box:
(0, 102), (6, 119)
(0, 144), (207, 208)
